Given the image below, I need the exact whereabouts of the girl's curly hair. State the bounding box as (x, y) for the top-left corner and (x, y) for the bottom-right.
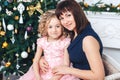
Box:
(38, 9), (69, 37)
(38, 10), (56, 37)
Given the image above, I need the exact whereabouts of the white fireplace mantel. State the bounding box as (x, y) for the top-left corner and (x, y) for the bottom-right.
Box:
(86, 12), (120, 49)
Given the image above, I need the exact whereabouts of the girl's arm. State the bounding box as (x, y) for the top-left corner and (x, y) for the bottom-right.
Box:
(33, 45), (43, 80)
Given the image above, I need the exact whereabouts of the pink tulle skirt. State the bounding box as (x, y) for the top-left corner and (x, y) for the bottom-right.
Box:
(19, 66), (79, 80)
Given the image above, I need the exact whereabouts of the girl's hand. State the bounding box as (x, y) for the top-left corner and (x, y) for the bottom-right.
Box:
(52, 65), (69, 75)
(39, 56), (49, 73)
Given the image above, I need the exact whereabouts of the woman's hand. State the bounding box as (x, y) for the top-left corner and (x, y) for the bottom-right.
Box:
(36, 76), (42, 80)
(49, 75), (62, 80)
(39, 56), (49, 73)
(52, 65), (69, 75)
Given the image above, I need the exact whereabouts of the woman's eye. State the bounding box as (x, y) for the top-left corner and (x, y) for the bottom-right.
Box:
(59, 17), (63, 20)
(67, 14), (71, 17)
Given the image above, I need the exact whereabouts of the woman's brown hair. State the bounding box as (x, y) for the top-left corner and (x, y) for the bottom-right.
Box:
(55, 0), (89, 35)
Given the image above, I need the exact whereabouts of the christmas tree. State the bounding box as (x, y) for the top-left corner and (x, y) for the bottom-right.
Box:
(0, 0), (57, 77)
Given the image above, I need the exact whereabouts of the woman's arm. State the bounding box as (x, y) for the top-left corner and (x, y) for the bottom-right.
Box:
(66, 36), (105, 79)
(33, 46), (43, 80)
(80, 36), (105, 79)
(52, 36), (105, 80)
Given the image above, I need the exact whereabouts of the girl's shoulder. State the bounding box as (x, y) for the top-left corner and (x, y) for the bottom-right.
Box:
(37, 37), (48, 47)
(64, 37), (71, 42)
(59, 37), (71, 46)
(37, 37), (47, 43)
(37, 36), (46, 40)
(60, 36), (71, 41)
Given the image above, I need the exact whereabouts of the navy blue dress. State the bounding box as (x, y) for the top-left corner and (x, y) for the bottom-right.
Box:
(68, 23), (103, 70)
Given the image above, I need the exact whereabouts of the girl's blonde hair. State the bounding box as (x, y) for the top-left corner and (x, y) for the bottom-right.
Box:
(38, 10), (56, 37)
(38, 9), (68, 37)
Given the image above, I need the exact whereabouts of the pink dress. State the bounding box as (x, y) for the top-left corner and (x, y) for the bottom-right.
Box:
(19, 37), (79, 80)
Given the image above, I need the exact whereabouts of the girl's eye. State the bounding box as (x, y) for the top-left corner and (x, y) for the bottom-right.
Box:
(56, 25), (60, 28)
(48, 26), (52, 28)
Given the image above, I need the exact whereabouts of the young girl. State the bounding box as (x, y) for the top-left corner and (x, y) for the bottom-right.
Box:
(19, 10), (79, 80)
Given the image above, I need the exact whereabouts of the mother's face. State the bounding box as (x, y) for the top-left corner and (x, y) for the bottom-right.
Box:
(59, 11), (76, 31)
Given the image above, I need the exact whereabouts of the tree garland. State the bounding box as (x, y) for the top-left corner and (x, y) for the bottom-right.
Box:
(79, 0), (120, 13)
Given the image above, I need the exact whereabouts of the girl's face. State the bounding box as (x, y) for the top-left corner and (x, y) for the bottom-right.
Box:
(59, 11), (76, 31)
(47, 17), (63, 40)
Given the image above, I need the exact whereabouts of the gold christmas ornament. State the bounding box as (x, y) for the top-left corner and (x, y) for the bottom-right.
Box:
(111, 5), (115, 8)
(27, 2), (43, 16)
(118, 4), (120, 7)
(32, 58), (34, 62)
(5, 61), (11, 67)
(14, 16), (19, 20)
(14, 28), (18, 34)
(2, 41), (8, 48)
(27, 47), (31, 53)
(84, 2), (89, 8)
(0, 31), (6, 36)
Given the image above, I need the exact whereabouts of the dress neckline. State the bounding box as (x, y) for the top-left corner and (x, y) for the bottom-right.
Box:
(45, 37), (60, 44)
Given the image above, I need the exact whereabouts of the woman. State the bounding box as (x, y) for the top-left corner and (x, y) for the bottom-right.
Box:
(40, 0), (105, 80)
